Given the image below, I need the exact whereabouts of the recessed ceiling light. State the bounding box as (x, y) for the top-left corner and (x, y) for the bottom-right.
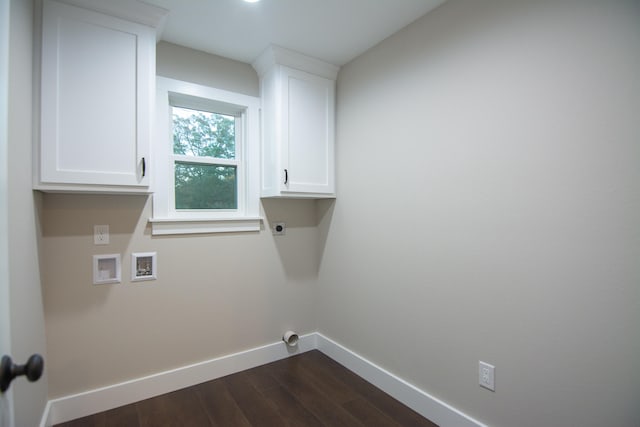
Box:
(244, 0), (260, 3)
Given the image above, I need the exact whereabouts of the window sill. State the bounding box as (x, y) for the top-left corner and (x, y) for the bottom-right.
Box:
(149, 217), (262, 236)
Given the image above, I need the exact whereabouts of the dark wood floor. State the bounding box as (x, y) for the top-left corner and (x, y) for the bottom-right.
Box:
(55, 350), (438, 427)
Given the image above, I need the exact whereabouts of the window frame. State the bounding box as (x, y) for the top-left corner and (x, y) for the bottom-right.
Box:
(150, 77), (261, 235)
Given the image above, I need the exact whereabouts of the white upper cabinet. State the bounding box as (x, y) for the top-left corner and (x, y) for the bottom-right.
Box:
(253, 46), (339, 198)
(36, 0), (165, 193)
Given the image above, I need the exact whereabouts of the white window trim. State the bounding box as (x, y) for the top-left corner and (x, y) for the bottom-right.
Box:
(150, 77), (262, 235)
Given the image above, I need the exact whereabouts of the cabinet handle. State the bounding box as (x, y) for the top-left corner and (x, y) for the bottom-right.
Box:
(141, 157), (146, 178)
(284, 169), (288, 185)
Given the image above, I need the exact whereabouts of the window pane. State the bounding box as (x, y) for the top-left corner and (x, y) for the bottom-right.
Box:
(172, 106), (235, 159)
(175, 162), (237, 210)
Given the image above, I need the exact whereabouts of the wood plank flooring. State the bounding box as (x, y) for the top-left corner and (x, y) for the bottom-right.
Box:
(55, 350), (438, 427)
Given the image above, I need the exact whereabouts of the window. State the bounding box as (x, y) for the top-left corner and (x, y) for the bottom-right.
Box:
(151, 77), (261, 235)
(171, 105), (238, 211)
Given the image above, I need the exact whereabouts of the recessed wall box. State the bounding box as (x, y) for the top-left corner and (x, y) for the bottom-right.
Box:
(132, 252), (157, 281)
(93, 254), (121, 284)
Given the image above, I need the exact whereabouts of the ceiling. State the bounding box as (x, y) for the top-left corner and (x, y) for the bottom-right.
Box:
(143, 0), (448, 66)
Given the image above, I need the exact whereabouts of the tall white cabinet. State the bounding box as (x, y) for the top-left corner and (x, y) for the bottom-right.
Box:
(253, 46), (339, 198)
(35, 0), (165, 193)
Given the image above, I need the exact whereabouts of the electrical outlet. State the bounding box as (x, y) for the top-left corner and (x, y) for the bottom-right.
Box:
(94, 225), (109, 245)
(479, 361), (495, 391)
(272, 222), (286, 236)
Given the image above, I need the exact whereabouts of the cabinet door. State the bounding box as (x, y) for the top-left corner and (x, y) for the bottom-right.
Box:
(40, 0), (152, 188)
(281, 67), (335, 195)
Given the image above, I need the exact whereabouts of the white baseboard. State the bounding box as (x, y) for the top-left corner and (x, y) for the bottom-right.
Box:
(43, 332), (485, 427)
(44, 333), (317, 425)
(39, 400), (53, 427)
(316, 333), (486, 427)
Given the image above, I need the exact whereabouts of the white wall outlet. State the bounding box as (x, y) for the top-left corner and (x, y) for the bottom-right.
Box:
(94, 225), (109, 245)
(272, 222), (286, 235)
(479, 361), (495, 391)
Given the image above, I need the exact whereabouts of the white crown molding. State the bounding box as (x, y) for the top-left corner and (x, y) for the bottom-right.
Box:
(253, 45), (340, 80)
(52, 0), (168, 31)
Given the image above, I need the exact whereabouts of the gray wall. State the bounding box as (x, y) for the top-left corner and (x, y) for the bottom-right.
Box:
(42, 44), (319, 398)
(318, 0), (640, 426)
(40, 3), (640, 426)
(156, 41), (259, 97)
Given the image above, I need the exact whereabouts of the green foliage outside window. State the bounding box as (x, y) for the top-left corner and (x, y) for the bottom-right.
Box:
(172, 107), (237, 210)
